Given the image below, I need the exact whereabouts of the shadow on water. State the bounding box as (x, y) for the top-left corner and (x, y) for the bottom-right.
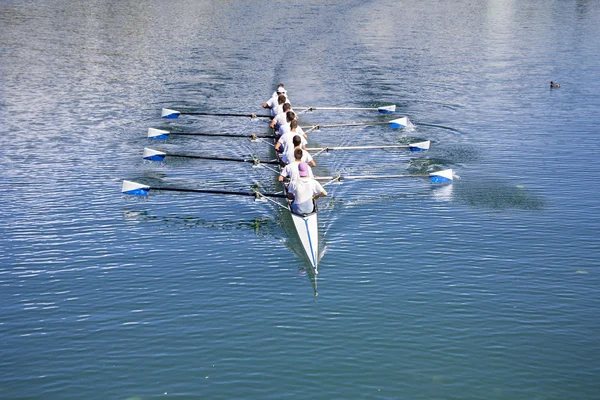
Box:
(429, 143), (482, 164)
(123, 208), (320, 295)
(414, 122), (465, 134)
(450, 181), (545, 211)
(406, 157), (452, 174)
(122, 209), (279, 235)
(403, 143), (480, 173)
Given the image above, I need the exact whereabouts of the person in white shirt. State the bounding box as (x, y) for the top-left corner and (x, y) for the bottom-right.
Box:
(282, 134), (316, 166)
(276, 111), (297, 136)
(275, 119), (306, 155)
(279, 148), (314, 182)
(263, 92), (289, 117)
(271, 83), (288, 99)
(287, 162), (327, 215)
(269, 103), (292, 131)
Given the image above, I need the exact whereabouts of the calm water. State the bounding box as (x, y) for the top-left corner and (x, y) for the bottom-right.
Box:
(1, 0), (599, 398)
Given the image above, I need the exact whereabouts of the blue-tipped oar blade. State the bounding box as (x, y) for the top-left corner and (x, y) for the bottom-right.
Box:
(378, 105), (396, 114)
(429, 169), (453, 183)
(389, 117), (408, 129)
(143, 148), (166, 162)
(408, 140), (430, 152)
(148, 128), (170, 140)
(161, 108), (181, 119)
(122, 180), (150, 196)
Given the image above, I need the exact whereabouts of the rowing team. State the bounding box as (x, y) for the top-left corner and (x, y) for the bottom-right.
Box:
(262, 84), (327, 215)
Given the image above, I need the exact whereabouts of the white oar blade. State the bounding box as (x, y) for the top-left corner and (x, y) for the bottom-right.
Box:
(408, 140), (430, 152)
(148, 128), (170, 140)
(122, 180), (150, 196)
(378, 105), (396, 114)
(429, 169), (453, 183)
(143, 148), (166, 162)
(389, 117), (408, 129)
(161, 108), (180, 119)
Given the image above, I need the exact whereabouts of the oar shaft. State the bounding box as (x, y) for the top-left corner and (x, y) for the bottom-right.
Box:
(314, 174), (427, 181)
(306, 145), (410, 151)
(152, 187), (286, 198)
(295, 107), (379, 111)
(179, 112), (271, 118)
(170, 132), (275, 139)
(301, 121), (390, 129)
(165, 154), (279, 164)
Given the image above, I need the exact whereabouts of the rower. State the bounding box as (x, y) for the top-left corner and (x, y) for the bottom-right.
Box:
(271, 83), (288, 99)
(263, 88), (290, 116)
(269, 103), (292, 131)
(279, 148), (314, 182)
(269, 94), (290, 118)
(287, 162), (327, 215)
(276, 111), (297, 136)
(282, 134), (316, 166)
(275, 119), (306, 155)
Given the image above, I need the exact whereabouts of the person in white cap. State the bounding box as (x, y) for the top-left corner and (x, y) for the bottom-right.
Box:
(287, 162), (327, 215)
(271, 83), (288, 99)
(279, 148), (314, 182)
(263, 85), (290, 116)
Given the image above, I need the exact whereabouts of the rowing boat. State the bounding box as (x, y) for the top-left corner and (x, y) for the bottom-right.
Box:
(273, 128), (320, 275)
(124, 97), (455, 280)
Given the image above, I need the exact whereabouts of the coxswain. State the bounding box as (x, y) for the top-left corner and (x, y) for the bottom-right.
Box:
(279, 148), (314, 182)
(287, 162), (327, 215)
(271, 83), (288, 99)
(263, 87), (289, 116)
(282, 134), (316, 166)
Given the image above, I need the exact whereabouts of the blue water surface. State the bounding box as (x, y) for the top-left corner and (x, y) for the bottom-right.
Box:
(1, 1), (599, 399)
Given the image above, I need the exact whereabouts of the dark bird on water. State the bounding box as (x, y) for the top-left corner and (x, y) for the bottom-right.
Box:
(550, 81), (560, 88)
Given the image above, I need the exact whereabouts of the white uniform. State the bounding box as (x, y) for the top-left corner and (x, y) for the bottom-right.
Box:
(288, 177), (324, 214)
(272, 112), (288, 130)
(265, 96), (278, 116)
(272, 91), (289, 103)
(277, 121), (291, 136)
(277, 131), (307, 156)
(282, 147), (314, 165)
(272, 103), (287, 117)
(280, 161), (314, 182)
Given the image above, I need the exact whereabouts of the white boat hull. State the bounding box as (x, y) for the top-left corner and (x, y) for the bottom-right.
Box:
(289, 208), (319, 274)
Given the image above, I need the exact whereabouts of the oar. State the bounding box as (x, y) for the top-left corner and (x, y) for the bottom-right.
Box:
(306, 140), (430, 153)
(147, 128), (276, 140)
(294, 105), (396, 114)
(122, 180), (287, 198)
(301, 117), (409, 130)
(161, 108), (271, 119)
(314, 169), (453, 183)
(142, 148), (279, 165)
